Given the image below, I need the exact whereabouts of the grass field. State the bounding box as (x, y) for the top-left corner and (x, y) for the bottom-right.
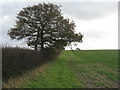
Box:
(20, 50), (118, 88)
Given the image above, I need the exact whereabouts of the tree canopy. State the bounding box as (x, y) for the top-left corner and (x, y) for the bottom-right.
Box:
(8, 3), (83, 51)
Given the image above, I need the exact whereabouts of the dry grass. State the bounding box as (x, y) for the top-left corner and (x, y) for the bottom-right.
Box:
(2, 61), (51, 88)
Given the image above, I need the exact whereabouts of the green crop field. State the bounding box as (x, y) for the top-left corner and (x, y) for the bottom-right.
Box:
(21, 50), (118, 88)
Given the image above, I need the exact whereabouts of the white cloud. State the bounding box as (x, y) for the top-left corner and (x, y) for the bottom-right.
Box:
(0, 0), (119, 3)
(0, 15), (16, 44)
(60, 2), (118, 20)
(66, 13), (118, 50)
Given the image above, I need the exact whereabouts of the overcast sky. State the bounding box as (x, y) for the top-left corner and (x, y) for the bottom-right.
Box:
(0, 0), (118, 50)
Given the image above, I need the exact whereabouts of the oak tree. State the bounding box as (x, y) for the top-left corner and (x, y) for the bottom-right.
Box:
(8, 3), (83, 51)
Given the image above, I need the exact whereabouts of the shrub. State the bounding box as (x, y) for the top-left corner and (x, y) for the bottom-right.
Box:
(2, 47), (53, 82)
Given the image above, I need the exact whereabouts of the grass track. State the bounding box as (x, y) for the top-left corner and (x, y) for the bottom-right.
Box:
(22, 51), (82, 88)
(21, 50), (118, 88)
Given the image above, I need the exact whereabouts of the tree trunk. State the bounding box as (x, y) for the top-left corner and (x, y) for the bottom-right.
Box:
(41, 29), (44, 50)
(35, 29), (39, 51)
(34, 45), (37, 50)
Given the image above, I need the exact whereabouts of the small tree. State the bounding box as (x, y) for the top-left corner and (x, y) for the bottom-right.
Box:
(76, 48), (81, 50)
(8, 3), (83, 51)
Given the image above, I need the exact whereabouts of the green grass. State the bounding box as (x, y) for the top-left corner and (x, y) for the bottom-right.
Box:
(67, 50), (118, 88)
(21, 50), (118, 88)
(21, 51), (83, 88)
